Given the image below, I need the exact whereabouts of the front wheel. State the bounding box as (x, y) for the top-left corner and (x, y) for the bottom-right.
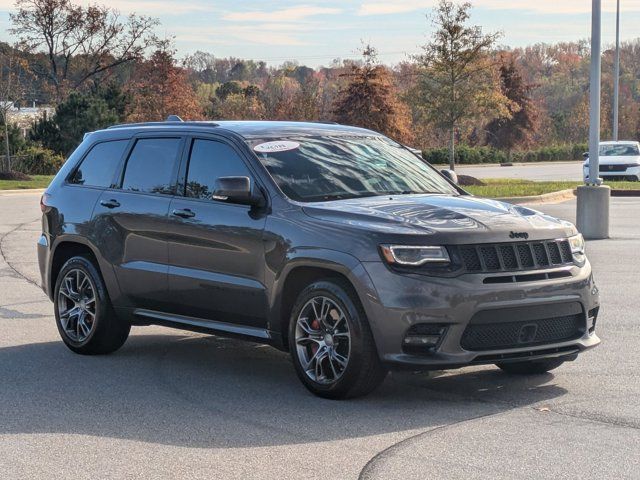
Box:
(496, 358), (566, 375)
(288, 279), (387, 399)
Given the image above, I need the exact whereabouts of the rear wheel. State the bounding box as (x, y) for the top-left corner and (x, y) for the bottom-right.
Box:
(288, 279), (387, 399)
(496, 358), (566, 375)
(54, 256), (130, 355)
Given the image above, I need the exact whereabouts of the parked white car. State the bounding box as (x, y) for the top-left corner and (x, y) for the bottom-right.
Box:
(583, 141), (640, 182)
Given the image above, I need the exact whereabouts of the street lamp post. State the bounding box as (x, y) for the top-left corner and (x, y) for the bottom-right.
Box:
(613, 0), (620, 141)
(576, 0), (610, 240)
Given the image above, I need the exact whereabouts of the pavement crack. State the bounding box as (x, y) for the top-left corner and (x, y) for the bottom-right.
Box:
(358, 409), (509, 480)
(545, 407), (640, 431)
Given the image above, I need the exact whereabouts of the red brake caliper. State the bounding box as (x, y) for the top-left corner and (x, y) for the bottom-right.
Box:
(310, 319), (320, 355)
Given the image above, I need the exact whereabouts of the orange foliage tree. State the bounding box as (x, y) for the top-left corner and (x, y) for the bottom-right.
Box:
(127, 43), (203, 122)
(332, 45), (413, 144)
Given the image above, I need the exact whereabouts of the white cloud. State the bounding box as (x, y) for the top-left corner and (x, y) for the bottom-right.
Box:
(173, 24), (312, 46)
(223, 5), (342, 22)
(357, 0), (640, 16)
(0, 0), (214, 14)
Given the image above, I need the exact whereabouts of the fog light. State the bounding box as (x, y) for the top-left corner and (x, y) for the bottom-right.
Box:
(588, 307), (599, 334)
(403, 335), (441, 347)
(402, 324), (448, 355)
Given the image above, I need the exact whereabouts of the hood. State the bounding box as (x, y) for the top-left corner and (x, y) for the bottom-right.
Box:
(584, 155), (640, 165)
(302, 194), (576, 242)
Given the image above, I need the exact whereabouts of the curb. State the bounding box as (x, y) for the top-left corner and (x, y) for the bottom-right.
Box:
(0, 188), (46, 196)
(496, 189), (576, 205)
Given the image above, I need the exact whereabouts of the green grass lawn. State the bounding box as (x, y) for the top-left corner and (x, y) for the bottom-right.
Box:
(0, 175), (54, 190)
(465, 178), (640, 198)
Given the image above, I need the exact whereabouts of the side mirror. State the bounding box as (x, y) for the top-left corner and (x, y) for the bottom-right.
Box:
(213, 176), (265, 207)
(582, 152), (589, 159)
(440, 169), (458, 185)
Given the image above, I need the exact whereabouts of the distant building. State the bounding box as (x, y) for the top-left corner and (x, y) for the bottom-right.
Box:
(3, 102), (55, 136)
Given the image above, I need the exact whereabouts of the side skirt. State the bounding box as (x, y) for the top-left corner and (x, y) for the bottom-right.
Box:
(133, 308), (275, 343)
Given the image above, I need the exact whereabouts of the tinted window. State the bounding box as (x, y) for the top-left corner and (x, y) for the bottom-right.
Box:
(122, 138), (181, 194)
(185, 139), (251, 200)
(70, 140), (128, 187)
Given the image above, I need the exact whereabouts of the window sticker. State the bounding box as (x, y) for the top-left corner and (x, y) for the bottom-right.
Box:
(253, 141), (300, 153)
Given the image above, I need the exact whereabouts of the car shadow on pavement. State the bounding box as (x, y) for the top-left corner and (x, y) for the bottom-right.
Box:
(0, 332), (568, 449)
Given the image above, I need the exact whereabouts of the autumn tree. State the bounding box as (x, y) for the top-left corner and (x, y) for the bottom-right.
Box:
(485, 55), (538, 155)
(10, 0), (158, 99)
(332, 45), (412, 143)
(209, 83), (265, 120)
(127, 43), (203, 122)
(415, 0), (506, 169)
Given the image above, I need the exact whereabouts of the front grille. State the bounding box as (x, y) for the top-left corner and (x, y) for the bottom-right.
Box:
(600, 164), (631, 172)
(454, 239), (573, 274)
(460, 314), (585, 351)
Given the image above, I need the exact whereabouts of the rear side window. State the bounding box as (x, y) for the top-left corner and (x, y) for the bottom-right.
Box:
(185, 139), (251, 200)
(122, 138), (181, 194)
(70, 140), (128, 187)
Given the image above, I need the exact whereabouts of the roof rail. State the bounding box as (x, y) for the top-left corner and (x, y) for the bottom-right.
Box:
(166, 115), (183, 122)
(107, 120), (219, 130)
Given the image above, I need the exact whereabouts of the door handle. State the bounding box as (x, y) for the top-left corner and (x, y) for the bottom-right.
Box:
(100, 199), (120, 209)
(172, 208), (196, 219)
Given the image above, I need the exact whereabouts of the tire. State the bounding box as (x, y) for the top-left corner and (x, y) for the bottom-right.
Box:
(496, 358), (566, 375)
(288, 279), (387, 399)
(54, 255), (130, 355)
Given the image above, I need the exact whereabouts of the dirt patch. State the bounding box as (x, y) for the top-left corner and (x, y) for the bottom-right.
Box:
(0, 171), (32, 181)
(457, 174), (485, 186)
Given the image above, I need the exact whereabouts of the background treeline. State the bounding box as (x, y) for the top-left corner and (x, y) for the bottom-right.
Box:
(1, 0), (638, 176)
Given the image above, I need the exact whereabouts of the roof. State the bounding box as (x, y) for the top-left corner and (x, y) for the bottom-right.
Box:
(106, 120), (378, 139)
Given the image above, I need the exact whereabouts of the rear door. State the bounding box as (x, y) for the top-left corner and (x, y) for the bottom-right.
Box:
(165, 136), (268, 327)
(92, 135), (185, 311)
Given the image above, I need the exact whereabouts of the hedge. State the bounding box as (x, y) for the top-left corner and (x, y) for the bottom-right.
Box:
(11, 146), (66, 175)
(423, 144), (588, 165)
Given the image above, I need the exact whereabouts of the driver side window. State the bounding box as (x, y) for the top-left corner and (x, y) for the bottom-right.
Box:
(185, 139), (252, 201)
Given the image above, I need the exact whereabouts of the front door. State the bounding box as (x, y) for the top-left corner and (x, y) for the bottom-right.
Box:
(165, 137), (268, 327)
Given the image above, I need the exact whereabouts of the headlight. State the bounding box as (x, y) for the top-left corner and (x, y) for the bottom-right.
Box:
(568, 234), (585, 253)
(568, 234), (586, 265)
(380, 245), (450, 266)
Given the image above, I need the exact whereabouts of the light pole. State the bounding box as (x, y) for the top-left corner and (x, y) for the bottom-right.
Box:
(576, 0), (610, 240)
(613, 0), (620, 141)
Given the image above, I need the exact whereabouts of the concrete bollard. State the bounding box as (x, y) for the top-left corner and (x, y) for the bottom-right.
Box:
(576, 185), (611, 239)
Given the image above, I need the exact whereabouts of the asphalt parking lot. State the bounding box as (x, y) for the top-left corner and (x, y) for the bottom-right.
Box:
(1, 191), (638, 479)
(457, 161), (583, 181)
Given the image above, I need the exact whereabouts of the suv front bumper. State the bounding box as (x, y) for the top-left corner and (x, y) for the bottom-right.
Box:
(357, 261), (600, 369)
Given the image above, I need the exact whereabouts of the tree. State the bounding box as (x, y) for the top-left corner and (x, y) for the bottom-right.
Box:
(0, 46), (30, 173)
(485, 55), (538, 155)
(332, 45), (412, 143)
(10, 0), (158, 99)
(415, 1), (507, 169)
(30, 91), (119, 154)
(127, 43), (203, 122)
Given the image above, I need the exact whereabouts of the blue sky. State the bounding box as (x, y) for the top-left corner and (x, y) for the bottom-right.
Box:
(1, 1), (640, 66)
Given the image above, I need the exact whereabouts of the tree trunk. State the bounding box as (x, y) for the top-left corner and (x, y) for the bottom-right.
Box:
(448, 125), (455, 171)
(2, 118), (10, 173)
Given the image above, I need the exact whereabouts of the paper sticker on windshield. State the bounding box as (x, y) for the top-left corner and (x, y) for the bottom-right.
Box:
(253, 141), (300, 153)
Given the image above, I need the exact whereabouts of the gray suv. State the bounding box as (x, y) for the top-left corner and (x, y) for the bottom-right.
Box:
(38, 120), (601, 399)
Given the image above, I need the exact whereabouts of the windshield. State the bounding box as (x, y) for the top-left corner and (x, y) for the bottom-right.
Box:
(599, 144), (640, 156)
(248, 135), (458, 202)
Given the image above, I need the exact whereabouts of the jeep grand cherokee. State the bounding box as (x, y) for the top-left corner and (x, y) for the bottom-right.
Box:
(38, 120), (601, 399)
